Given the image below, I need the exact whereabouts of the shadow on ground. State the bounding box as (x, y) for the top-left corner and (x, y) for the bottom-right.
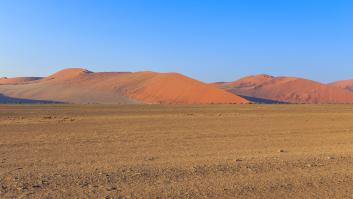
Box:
(238, 95), (288, 104)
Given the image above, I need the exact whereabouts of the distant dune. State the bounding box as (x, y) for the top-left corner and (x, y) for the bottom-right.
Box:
(0, 77), (42, 85)
(0, 68), (248, 104)
(330, 79), (353, 92)
(212, 74), (353, 104)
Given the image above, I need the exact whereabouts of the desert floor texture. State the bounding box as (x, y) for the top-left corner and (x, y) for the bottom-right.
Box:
(1, 104), (353, 198)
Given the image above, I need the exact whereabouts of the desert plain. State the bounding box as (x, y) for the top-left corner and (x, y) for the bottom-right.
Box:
(1, 104), (353, 198)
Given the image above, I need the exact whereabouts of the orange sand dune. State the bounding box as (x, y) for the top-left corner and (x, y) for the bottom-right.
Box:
(0, 68), (248, 104)
(330, 79), (353, 92)
(212, 74), (353, 104)
(0, 77), (42, 85)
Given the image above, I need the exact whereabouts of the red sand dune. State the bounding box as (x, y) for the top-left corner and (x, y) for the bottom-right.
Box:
(0, 77), (42, 85)
(212, 74), (353, 104)
(0, 68), (248, 104)
(330, 79), (353, 92)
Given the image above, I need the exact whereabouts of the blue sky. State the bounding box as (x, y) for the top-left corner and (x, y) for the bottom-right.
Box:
(0, 0), (352, 83)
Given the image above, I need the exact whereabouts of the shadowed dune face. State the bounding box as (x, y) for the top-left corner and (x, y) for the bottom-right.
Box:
(330, 79), (353, 92)
(0, 68), (248, 104)
(213, 74), (353, 104)
(0, 94), (63, 104)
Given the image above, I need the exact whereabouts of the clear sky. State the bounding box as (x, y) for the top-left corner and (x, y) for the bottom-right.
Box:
(0, 0), (352, 83)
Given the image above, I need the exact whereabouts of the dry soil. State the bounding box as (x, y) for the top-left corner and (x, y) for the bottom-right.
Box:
(1, 104), (353, 198)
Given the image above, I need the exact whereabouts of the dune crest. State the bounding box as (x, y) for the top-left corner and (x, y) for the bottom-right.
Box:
(44, 68), (93, 81)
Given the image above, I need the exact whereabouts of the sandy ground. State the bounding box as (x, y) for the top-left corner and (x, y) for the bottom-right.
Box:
(1, 104), (353, 198)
